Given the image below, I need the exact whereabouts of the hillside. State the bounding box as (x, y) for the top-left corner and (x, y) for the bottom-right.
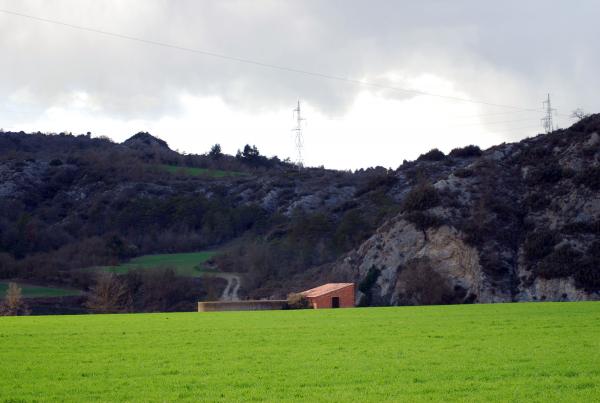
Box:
(0, 115), (599, 312)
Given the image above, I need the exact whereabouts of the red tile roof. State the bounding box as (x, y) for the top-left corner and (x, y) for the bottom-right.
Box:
(300, 283), (354, 298)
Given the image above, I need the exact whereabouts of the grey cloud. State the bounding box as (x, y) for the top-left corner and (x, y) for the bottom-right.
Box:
(0, 0), (599, 121)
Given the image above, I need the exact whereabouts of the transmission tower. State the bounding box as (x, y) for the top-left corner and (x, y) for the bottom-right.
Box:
(541, 93), (556, 133)
(292, 100), (306, 167)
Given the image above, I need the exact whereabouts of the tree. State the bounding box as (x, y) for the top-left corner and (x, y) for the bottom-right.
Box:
(86, 273), (131, 313)
(397, 258), (452, 305)
(242, 144), (260, 159)
(0, 282), (30, 316)
(208, 144), (222, 159)
(571, 108), (590, 121)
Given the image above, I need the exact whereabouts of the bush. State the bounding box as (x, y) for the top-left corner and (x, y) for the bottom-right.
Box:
(575, 166), (600, 190)
(0, 283), (30, 316)
(536, 245), (581, 279)
(333, 210), (372, 252)
(449, 145), (482, 158)
(396, 258), (452, 305)
(355, 173), (398, 197)
(405, 211), (444, 231)
(524, 193), (550, 211)
(575, 242), (600, 291)
(523, 230), (557, 262)
(357, 266), (381, 306)
(417, 148), (446, 162)
(86, 273), (131, 313)
(402, 183), (440, 212)
(454, 168), (473, 178)
(286, 293), (310, 309)
(526, 163), (563, 185)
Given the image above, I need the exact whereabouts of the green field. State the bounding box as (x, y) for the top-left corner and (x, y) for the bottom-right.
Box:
(160, 164), (245, 178)
(95, 251), (217, 277)
(1, 302), (599, 401)
(0, 282), (81, 298)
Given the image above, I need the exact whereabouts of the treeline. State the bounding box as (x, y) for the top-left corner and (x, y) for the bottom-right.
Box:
(85, 268), (223, 313)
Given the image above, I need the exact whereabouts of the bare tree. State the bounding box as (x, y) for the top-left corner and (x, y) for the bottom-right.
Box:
(0, 282), (30, 316)
(571, 108), (590, 121)
(396, 258), (452, 305)
(86, 273), (131, 313)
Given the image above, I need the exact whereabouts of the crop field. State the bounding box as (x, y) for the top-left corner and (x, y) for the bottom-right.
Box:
(94, 251), (217, 277)
(1, 302), (599, 402)
(0, 282), (81, 298)
(159, 164), (245, 178)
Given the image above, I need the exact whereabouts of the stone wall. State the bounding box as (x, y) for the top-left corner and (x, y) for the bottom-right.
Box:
(198, 300), (288, 312)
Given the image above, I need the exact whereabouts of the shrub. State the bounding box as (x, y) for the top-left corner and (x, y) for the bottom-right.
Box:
(396, 258), (452, 305)
(357, 266), (381, 306)
(575, 166), (600, 190)
(0, 283), (30, 316)
(524, 193), (550, 211)
(536, 245), (581, 279)
(526, 163), (563, 185)
(454, 168), (473, 178)
(563, 220), (600, 235)
(333, 209), (372, 252)
(355, 173), (398, 197)
(449, 145), (482, 158)
(575, 242), (600, 291)
(405, 211), (444, 231)
(86, 273), (131, 313)
(523, 230), (557, 262)
(402, 183), (440, 212)
(286, 293), (310, 309)
(417, 148), (446, 162)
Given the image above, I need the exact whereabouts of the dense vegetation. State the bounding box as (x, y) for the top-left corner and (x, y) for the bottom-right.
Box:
(1, 302), (599, 401)
(0, 130), (395, 311)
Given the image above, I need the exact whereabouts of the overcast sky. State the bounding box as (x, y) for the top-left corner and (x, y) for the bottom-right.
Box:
(1, 1), (598, 169)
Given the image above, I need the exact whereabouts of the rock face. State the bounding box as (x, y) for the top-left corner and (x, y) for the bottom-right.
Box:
(329, 115), (600, 305)
(337, 218), (489, 304)
(336, 215), (599, 305)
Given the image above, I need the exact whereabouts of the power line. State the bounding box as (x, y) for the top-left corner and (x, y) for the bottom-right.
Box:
(0, 8), (546, 113)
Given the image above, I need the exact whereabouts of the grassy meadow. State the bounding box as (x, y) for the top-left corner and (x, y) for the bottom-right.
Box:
(0, 282), (81, 298)
(94, 251), (217, 277)
(1, 302), (599, 402)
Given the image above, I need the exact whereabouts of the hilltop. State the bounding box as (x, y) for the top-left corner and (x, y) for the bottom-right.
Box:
(0, 115), (599, 312)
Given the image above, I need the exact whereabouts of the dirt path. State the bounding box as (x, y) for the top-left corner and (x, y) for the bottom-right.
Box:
(203, 272), (241, 301)
(219, 273), (241, 301)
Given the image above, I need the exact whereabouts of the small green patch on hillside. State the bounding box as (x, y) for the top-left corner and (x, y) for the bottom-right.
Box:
(0, 303), (599, 401)
(0, 282), (81, 298)
(160, 164), (245, 178)
(95, 251), (217, 277)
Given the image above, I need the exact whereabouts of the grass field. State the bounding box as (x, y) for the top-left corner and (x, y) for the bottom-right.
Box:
(160, 164), (245, 178)
(0, 282), (81, 298)
(0, 302), (599, 402)
(95, 251), (217, 277)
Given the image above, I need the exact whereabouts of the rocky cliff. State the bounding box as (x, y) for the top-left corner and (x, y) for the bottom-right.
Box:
(327, 115), (600, 305)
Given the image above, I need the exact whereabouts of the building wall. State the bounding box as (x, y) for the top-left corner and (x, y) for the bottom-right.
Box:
(198, 300), (287, 312)
(307, 285), (355, 309)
